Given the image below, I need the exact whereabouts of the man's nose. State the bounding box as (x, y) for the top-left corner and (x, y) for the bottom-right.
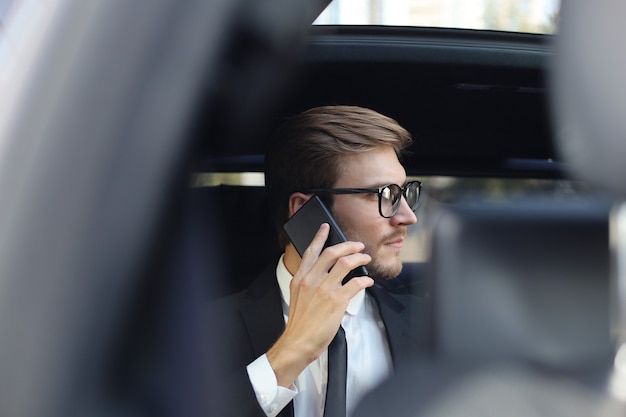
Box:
(391, 197), (417, 226)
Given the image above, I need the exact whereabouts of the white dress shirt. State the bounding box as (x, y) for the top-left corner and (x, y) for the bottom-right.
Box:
(247, 255), (393, 417)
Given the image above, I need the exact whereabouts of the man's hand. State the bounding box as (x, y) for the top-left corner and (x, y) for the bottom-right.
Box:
(267, 223), (373, 388)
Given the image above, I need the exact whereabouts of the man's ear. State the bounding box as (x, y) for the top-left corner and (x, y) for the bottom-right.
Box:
(288, 192), (311, 217)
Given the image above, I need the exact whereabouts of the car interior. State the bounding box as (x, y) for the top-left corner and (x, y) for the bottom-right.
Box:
(1, 0), (626, 415)
(191, 23), (560, 293)
(185, 7), (623, 415)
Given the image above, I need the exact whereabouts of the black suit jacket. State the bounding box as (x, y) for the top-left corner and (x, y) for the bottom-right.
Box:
(208, 261), (432, 417)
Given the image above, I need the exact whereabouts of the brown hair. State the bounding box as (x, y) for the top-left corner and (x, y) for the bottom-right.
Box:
(264, 105), (412, 247)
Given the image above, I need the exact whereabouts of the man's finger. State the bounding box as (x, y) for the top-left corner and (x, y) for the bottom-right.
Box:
(296, 223), (330, 274)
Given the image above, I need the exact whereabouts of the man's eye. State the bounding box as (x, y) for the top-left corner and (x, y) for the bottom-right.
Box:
(367, 192), (379, 201)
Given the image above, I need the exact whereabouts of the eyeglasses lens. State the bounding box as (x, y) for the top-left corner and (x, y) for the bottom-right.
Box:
(406, 182), (420, 210)
(380, 184), (401, 217)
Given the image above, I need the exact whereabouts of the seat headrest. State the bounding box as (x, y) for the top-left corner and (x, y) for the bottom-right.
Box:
(553, 1), (626, 196)
(430, 198), (614, 368)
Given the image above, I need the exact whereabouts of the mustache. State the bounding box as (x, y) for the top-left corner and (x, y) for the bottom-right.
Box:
(381, 229), (407, 245)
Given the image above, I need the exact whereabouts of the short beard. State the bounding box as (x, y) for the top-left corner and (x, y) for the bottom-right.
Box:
(364, 253), (403, 280)
(332, 208), (406, 280)
(361, 230), (406, 280)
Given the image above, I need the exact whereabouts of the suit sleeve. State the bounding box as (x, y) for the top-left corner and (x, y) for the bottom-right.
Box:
(206, 295), (268, 417)
(207, 293), (296, 417)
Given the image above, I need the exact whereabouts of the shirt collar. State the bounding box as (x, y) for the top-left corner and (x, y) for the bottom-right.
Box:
(277, 255), (365, 316)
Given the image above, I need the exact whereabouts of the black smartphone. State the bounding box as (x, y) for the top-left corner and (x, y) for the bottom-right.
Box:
(283, 195), (368, 283)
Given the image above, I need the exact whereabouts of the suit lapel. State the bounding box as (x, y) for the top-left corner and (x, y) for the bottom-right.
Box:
(368, 281), (433, 369)
(239, 265), (286, 357)
(238, 264), (295, 417)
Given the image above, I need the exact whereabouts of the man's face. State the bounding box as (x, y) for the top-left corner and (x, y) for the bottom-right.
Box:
(330, 146), (417, 280)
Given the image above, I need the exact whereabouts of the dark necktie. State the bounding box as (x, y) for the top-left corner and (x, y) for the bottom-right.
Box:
(324, 326), (347, 417)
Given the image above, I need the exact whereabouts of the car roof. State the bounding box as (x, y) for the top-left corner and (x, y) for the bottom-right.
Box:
(201, 25), (557, 178)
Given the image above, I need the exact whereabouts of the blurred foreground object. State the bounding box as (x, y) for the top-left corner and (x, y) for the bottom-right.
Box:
(0, 0), (327, 416)
(553, 0), (626, 403)
(552, 0), (626, 196)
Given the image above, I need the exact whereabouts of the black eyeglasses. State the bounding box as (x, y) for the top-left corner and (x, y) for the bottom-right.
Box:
(308, 180), (422, 218)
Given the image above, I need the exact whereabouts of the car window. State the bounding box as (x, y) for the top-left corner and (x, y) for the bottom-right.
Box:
(404, 175), (599, 262)
(314, 0), (560, 34)
(191, 172), (599, 263)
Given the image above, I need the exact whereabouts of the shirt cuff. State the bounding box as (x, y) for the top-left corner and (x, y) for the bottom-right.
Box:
(247, 354), (298, 417)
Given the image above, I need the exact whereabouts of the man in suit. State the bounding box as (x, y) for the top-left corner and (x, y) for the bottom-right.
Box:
(210, 105), (432, 417)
